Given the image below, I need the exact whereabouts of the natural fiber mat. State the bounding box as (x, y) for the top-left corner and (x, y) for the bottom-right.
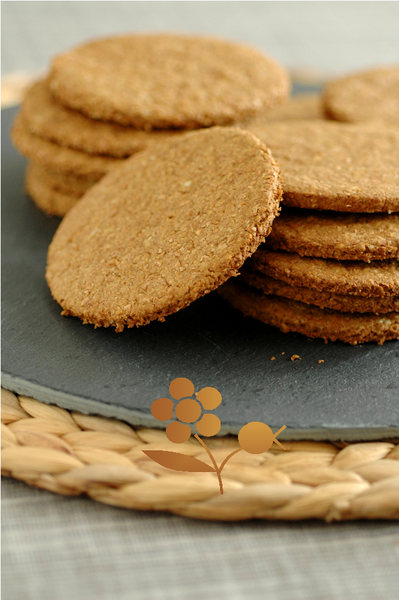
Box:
(2, 388), (399, 521)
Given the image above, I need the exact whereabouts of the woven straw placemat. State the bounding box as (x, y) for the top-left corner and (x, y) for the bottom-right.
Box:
(2, 388), (399, 521)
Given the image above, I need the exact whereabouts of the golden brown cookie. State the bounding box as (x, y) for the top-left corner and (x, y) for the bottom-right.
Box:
(244, 120), (399, 213)
(25, 163), (80, 217)
(29, 162), (95, 198)
(48, 33), (290, 129)
(22, 80), (186, 157)
(249, 248), (399, 297)
(322, 66), (399, 126)
(240, 269), (399, 314)
(266, 209), (399, 261)
(256, 93), (324, 121)
(11, 112), (121, 178)
(46, 127), (282, 331)
(218, 280), (399, 345)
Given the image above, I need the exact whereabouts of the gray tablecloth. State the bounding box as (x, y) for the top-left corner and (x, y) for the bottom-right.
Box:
(3, 478), (399, 600)
(3, 3), (399, 599)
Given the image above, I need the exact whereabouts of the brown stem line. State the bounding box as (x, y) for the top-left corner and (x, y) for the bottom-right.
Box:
(194, 434), (224, 494)
(218, 448), (243, 474)
(273, 425), (287, 450)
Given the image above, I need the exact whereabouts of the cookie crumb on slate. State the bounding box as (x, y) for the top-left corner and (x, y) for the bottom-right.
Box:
(318, 360), (325, 364)
(291, 355), (301, 361)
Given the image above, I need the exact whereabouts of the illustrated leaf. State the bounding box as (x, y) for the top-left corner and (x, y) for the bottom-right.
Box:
(142, 450), (215, 472)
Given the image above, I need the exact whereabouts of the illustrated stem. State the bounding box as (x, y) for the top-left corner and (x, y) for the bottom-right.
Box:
(194, 434), (224, 494)
(273, 425), (287, 450)
(218, 448), (243, 474)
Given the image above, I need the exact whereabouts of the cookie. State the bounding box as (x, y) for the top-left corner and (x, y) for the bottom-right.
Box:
(29, 162), (95, 197)
(46, 127), (282, 331)
(48, 33), (290, 129)
(240, 269), (399, 314)
(244, 120), (399, 213)
(256, 93), (324, 121)
(25, 163), (80, 217)
(266, 209), (399, 261)
(11, 112), (121, 178)
(322, 66), (399, 127)
(218, 280), (399, 345)
(248, 248), (399, 297)
(22, 80), (186, 157)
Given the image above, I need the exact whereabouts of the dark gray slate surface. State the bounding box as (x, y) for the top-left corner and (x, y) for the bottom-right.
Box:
(2, 106), (399, 440)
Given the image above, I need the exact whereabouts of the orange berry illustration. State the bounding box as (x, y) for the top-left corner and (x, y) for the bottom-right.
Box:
(175, 398), (202, 423)
(151, 398), (174, 421)
(169, 377), (195, 400)
(196, 387), (222, 410)
(196, 414), (221, 437)
(238, 422), (275, 454)
(166, 421), (192, 444)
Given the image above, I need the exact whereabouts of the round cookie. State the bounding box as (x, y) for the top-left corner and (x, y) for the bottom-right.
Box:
(240, 269), (399, 314)
(30, 162), (95, 197)
(46, 127), (282, 331)
(11, 112), (121, 178)
(249, 248), (399, 297)
(256, 94), (324, 121)
(48, 33), (290, 129)
(218, 280), (399, 345)
(322, 66), (399, 127)
(266, 209), (399, 261)
(22, 80), (186, 157)
(244, 120), (399, 213)
(26, 163), (80, 217)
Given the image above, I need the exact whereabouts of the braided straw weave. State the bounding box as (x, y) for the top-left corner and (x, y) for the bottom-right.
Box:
(2, 388), (399, 521)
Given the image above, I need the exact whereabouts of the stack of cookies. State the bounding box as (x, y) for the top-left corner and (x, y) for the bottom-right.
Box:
(219, 115), (399, 345)
(11, 33), (289, 217)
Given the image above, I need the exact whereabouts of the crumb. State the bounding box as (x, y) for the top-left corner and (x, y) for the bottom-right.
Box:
(291, 354), (301, 361)
(281, 352), (285, 355)
(318, 359), (324, 364)
(270, 356), (276, 361)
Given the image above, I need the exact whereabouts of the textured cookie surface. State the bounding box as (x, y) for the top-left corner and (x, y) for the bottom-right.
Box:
(49, 33), (290, 129)
(255, 94), (323, 121)
(249, 248), (399, 297)
(244, 120), (399, 212)
(219, 280), (399, 345)
(11, 112), (121, 178)
(22, 80), (185, 157)
(29, 162), (95, 197)
(266, 209), (399, 261)
(46, 127), (282, 331)
(26, 163), (81, 217)
(323, 66), (399, 126)
(241, 269), (399, 314)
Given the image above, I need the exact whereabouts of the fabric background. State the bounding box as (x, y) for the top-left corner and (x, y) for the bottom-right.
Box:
(2, 2), (399, 599)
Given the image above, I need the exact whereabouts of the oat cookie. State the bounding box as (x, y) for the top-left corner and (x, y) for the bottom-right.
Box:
(49, 33), (290, 129)
(22, 80), (185, 157)
(244, 120), (399, 212)
(256, 94), (323, 121)
(249, 248), (399, 297)
(323, 66), (399, 126)
(46, 127), (282, 331)
(29, 162), (95, 198)
(266, 209), (399, 261)
(241, 269), (399, 314)
(26, 163), (80, 217)
(219, 280), (399, 345)
(11, 112), (121, 178)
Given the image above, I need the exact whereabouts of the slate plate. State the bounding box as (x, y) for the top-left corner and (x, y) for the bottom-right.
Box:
(2, 105), (399, 441)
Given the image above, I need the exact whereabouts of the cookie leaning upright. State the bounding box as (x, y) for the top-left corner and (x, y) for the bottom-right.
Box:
(46, 127), (282, 331)
(48, 33), (290, 129)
